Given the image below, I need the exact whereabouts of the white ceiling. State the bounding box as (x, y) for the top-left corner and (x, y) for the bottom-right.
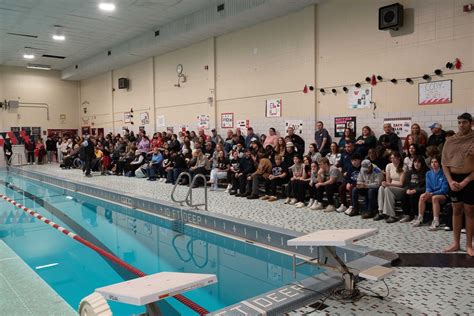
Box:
(0, 0), (320, 79)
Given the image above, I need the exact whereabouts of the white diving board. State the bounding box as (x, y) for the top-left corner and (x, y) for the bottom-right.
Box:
(95, 272), (217, 306)
(287, 228), (378, 247)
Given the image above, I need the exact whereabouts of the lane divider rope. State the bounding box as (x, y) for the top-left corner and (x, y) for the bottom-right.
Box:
(0, 193), (209, 315)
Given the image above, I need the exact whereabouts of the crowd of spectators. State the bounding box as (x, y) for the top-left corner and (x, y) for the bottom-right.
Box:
(15, 114), (470, 243)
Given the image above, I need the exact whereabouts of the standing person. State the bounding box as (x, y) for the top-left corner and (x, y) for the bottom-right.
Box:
(81, 136), (95, 177)
(442, 113), (474, 256)
(287, 126), (305, 154)
(45, 136), (56, 163)
(25, 138), (35, 164)
(314, 121), (332, 156)
(3, 138), (12, 165)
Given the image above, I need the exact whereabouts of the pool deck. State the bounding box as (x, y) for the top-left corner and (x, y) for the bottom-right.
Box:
(0, 240), (77, 316)
(4, 164), (474, 315)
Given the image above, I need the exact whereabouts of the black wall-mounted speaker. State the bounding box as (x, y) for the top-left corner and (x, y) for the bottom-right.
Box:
(379, 3), (404, 30)
(118, 78), (129, 89)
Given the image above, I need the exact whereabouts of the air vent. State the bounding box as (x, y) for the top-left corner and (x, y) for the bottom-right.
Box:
(108, 50), (111, 56)
(217, 3), (224, 12)
(155, 30), (160, 37)
(42, 54), (66, 59)
(6, 32), (38, 38)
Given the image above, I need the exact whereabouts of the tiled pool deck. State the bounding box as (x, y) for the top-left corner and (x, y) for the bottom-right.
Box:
(3, 164), (474, 315)
(0, 241), (76, 316)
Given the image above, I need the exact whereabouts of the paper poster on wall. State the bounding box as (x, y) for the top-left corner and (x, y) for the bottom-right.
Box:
(419, 80), (452, 105)
(156, 115), (166, 128)
(124, 112), (132, 124)
(236, 120), (249, 133)
(140, 112), (150, 125)
(221, 113), (234, 128)
(285, 120), (303, 134)
(197, 114), (210, 129)
(384, 117), (412, 139)
(266, 99), (282, 117)
(166, 126), (174, 133)
(334, 117), (356, 137)
(348, 85), (372, 109)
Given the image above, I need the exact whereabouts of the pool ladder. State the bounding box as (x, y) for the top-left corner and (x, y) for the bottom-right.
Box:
(171, 172), (208, 211)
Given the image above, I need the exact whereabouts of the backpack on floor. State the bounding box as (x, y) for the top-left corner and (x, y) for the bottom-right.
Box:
(135, 168), (147, 178)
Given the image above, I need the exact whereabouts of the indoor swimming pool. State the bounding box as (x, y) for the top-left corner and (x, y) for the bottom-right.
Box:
(0, 171), (323, 315)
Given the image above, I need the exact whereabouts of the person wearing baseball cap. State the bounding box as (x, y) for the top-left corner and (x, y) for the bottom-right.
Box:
(427, 122), (446, 148)
(283, 141), (296, 166)
(352, 159), (383, 219)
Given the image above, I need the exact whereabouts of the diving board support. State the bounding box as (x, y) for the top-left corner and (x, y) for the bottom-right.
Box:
(94, 272), (217, 316)
(288, 229), (379, 292)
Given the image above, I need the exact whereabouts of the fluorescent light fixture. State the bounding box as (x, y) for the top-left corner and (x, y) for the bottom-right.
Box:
(99, 2), (116, 11)
(35, 263), (59, 270)
(66, 196), (74, 200)
(23, 53), (35, 59)
(27, 63), (51, 70)
(53, 34), (66, 41)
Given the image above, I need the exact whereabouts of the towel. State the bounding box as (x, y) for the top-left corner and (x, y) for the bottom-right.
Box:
(441, 131), (474, 169)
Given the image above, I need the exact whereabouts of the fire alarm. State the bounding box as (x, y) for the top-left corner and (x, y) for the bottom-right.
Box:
(463, 4), (473, 12)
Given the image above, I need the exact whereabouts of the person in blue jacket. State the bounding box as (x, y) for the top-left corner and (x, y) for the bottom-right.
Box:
(413, 156), (448, 230)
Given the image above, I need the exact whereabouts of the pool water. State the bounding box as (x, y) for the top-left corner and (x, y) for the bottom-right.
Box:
(0, 172), (322, 315)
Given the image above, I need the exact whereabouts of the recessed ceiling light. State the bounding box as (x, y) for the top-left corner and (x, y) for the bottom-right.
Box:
(27, 63), (51, 70)
(99, 2), (116, 11)
(23, 53), (35, 59)
(52, 34), (66, 41)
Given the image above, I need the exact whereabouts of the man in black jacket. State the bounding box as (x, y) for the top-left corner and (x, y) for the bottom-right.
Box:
(3, 139), (12, 166)
(287, 126), (305, 154)
(45, 136), (56, 163)
(232, 149), (255, 197)
(81, 136), (95, 177)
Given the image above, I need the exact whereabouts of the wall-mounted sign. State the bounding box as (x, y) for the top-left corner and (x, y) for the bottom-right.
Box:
(384, 117), (411, 139)
(348, 85), (372, 109)
(266, 99), (282, 117)
(334, 116), (356, 137)
(124, 112), (132, 124)
(197, 114), (210, 129)
(285, 120), (303, 134)
(419, 80), (452, 105)
(140, 112), (149, 125)
(221, 113), (234, 128)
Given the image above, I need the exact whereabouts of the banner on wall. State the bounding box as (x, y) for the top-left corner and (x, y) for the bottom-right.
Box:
(334, 116), (356, 137)
(140, 112), (149, 125)
(266, 99), (282, 117)
(236, 119), (249, 129)
(221, 113), (234, 128)
(384, 117), (412, 139)
(419, 80), (452, 105)
(156, 115), (166, 128)
(285, 120), (303, 135)
(348, 85), (372, 109)
(197, 114), (210, 129)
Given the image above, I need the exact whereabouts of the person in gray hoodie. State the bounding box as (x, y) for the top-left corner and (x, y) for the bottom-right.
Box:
(350, 159), (383, 218)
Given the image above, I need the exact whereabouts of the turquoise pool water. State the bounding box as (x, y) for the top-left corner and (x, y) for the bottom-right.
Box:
(0, 172), (322, 315)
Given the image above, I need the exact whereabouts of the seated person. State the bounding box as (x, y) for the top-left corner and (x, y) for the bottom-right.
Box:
(375, 151), (408, 223)
(337, 153), (362, 214)
(169, 151), (187, 185)
(403, 144), (420, 170)
(306, 161), (319, 209)
(413, 156), (449, 230)
(325, 142), (341, 166)
(188, 149), (211, 188)
(145, 147), (164, 180)
(61, 144), (81, 169)
(208, 150), (229, 190)
(233, 149), (255, 197)
(123, 150), (146, 176)
(355, 126), (377, 157)
(262, 155), (289, 202)
(400, 156), (428, 222)
(227, 150), (241, 194)
(284, 155), (306, 206)
(290, 156), (312, 208)
(308, 143), (322, 164)
(246, 151), (273, 199)
(283, 142), (297, 166)
(351, 160), (383, 218)
(312, 157), (343, 212)
(367, 147), (388, 171)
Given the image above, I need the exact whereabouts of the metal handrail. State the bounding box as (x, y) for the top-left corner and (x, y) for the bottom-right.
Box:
(171, 172), (192, 206)
(186, 174), (208, 211)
